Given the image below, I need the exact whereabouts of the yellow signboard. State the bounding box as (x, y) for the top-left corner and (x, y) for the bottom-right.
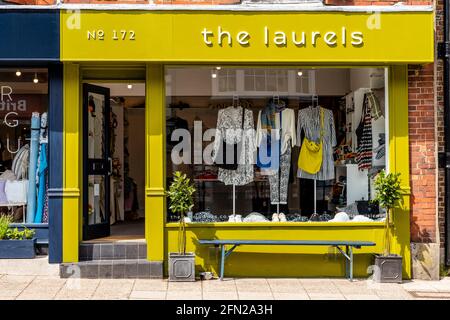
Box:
(61, 10), (434, 63)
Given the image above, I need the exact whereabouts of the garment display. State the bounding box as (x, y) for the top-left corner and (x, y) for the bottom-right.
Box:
(297, 106), (337, 180)
(34, 143), (48, 223)
(34, 113), (49, 223)
(214, 106), (246, 170)
(298, 107), (324, 175)
(11, 145), (29, 180)
(213, 106), (256, 186)
(268, 146), (291, 204)
(256, 106), (296, 172)
(356, 94), (373, 170)
(26, 112), (40, 223)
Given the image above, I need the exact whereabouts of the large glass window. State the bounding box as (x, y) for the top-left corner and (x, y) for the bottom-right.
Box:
(165, 66), (387, 224)
(0, 68), (49, 223)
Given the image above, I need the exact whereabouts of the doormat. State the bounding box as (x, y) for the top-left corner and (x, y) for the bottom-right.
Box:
(408, 291), (450, 299)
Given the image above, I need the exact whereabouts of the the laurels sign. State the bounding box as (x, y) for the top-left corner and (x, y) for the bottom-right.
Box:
(201, 26), (364, 48)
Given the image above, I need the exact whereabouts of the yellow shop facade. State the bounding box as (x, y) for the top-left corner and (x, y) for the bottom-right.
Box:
(59, 8), (434, 279)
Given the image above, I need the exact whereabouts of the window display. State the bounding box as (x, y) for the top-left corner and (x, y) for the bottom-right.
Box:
(0, 68), (49, 223)
(165, 67), (387, 224)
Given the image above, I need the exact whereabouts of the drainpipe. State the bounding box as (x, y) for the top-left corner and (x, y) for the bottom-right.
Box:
(438, 0), (450, 266)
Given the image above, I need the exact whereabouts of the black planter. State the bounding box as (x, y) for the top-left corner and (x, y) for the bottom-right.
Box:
(373, 254), (403, 283)
(0, 239), (36, 259)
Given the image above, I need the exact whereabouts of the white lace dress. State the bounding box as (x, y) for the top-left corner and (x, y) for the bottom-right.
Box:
(212, 106), (256, 186)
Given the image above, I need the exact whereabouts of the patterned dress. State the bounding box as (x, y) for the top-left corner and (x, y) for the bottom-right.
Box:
(213, 106), (256, 186)
(296, 106), (337, 181)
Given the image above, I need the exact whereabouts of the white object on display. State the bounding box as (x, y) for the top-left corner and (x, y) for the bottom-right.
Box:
(329, 211), (350, 222)
(350, 215), (373, 222)
(5, 180), (28, 204)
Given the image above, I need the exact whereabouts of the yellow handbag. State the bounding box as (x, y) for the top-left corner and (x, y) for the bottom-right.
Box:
(298, 107), (324, 174)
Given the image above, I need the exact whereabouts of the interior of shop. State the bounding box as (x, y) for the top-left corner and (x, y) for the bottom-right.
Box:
(87, 82), (146, 240)
(165, 67), (387, 224)
(0, 68), (49, 224)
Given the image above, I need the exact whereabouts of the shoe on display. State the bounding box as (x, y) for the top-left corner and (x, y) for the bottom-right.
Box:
(235, 214), (242, 222)
(228, 215), (236, 222)
(278, 212), (287, 222)
(272, 213), (280, 222)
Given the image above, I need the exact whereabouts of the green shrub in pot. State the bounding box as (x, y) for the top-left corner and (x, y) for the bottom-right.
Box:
(372, 170), (404, 283)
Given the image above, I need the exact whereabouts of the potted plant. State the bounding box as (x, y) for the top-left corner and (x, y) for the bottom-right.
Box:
(166, 171), (196, 282)
(0, 214), (36, 259)
(372, 170), (403, 283)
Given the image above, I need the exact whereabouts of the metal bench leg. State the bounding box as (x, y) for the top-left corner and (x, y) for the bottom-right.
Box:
(345, 246), (349, 279)
(349, 246), (354, 282)
(220, 245), (225, 281)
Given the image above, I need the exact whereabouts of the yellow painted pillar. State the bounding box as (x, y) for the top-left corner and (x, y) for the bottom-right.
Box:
(62, 63), (81, 263)
(388, 65), (412, 279)
(145, 64), (166, 266)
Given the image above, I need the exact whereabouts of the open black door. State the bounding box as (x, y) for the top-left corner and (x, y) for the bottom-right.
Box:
(82, 84), (111, 240)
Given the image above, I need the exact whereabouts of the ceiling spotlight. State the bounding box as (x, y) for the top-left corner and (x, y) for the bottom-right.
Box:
(15, 70), (21, 77)
(127, 84), (133, 89)
(211, 71), (217, 79)
(216, 66), (221, 70)
(297, 71), (303, 77)
(33, 73), (39, 84)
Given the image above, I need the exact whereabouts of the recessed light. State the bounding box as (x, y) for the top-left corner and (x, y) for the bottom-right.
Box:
(33, 73), (39, 83)
(297, 71), (303, 77)
(15, 70), (21, 77)
(127, 84), (133, 89)
(211, 72), (217, 79)
(216, 66), (221, 70)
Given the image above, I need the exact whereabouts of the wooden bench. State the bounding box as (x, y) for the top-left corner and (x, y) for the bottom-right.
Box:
(198, 239), (376, 281)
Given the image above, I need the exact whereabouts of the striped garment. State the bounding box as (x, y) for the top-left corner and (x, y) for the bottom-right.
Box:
(297, 106), (337, 181)
(356, 95), (373, 170)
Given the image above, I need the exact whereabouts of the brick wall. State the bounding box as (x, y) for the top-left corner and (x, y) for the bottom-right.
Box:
(436, 0), (446, 253)
(409, 63), (437, 243)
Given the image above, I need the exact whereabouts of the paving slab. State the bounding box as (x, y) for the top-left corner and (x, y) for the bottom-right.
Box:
(130, 290), (167, 300)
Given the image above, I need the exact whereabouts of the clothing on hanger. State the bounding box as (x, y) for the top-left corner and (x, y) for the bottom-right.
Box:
(356, 94), (373, 170)
(297, 105), (337, 181)
(212, 106), (255, 186)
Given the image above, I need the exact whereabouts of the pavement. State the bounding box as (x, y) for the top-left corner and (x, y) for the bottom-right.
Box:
(1, 274), (450, 300)
(1, 257), (449, 300)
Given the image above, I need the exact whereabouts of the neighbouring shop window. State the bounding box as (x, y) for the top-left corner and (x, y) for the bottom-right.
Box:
(0, 68), (49, 223)
(165, 66), (387, 224)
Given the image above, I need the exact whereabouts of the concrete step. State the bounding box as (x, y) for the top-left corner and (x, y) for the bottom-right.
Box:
(79, 242), (146, 261)
(60, 259), (161, 279)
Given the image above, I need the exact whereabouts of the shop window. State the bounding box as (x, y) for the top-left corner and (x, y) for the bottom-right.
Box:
(165, 66), (387, 224)
(0, 68), (49, 223)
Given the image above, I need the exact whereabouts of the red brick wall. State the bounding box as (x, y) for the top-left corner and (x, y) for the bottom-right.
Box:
(409, 64), (437, 243)
(436, 0), (446, 251)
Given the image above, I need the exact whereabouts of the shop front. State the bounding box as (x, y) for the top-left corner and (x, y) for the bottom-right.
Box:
(60, 8), (433, 278)
(0, 9), (62, 262)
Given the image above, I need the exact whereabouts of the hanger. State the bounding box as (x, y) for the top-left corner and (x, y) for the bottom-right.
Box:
(312, 94), (319, 108)
(273, 94), (280, 106)
(232, 95), (240, 108)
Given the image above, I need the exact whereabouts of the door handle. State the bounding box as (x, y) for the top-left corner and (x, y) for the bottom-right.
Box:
(108, 157), (113, 176)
